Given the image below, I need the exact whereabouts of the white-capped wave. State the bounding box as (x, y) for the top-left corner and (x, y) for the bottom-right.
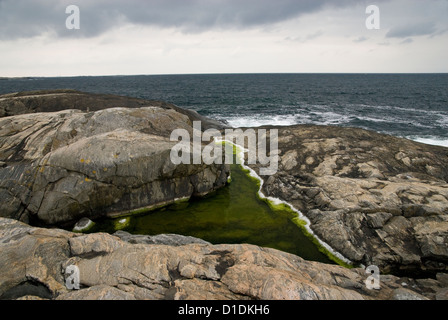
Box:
(435, 114), (448, 127)
(302, 111), (350, 125)
(226, 115), (298, 128)
(408, 136), (448, 148)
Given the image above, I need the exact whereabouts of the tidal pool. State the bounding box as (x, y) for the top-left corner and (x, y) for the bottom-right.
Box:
(83, 163), (342, 265)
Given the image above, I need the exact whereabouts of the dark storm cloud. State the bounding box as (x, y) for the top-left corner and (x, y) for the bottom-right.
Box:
(0, 0), (362, 39)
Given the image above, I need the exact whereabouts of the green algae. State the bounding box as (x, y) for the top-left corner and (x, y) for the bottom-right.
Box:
(72, 219), (96, 233)
(289, 216), (354, 268)
(82, 141), (351, 266)
(86, 162), (346, 265)
(114, 217), (131, 230)
(239, 164), (353, 268)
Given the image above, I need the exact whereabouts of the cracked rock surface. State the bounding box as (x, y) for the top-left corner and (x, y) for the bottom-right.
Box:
(247, 125), (448, 276)
(1, 218), (447, 300)
(0, 91), (229, 225)
(1, 90), (448, 300)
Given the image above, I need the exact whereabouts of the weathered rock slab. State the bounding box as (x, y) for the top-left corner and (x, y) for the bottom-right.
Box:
(0, 99), (229, 225)
(1, 218), (446, 300)
(247, 125), (448, 275)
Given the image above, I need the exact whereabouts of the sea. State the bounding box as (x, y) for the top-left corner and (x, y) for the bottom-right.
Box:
(1, 73), (448, 147)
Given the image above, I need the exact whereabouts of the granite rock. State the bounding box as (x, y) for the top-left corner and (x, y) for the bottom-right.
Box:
(246, 125), (448, 275)
(1, 218), (445, 300)
(0, 92), (229, 225)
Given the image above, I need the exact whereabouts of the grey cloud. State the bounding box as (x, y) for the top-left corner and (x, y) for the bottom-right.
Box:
(429, 28), (448, 38)
(306, 30), (324, 41)
(386, 21), (437, 38)
(400, 38), (413, 44)
(285, 29), (324, 43)
(0, 0), (363, 39)
(353, 36), (368, 43)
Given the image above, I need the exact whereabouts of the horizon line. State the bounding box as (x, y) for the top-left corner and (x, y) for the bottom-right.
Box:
(2, 72), (448, 79)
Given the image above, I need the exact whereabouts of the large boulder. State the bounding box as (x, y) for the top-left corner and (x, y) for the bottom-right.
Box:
(2, 217), (446, 300)
(0, 104), (229, 225)
(246, 125), (448, 276)
(0, 89), (229, 131)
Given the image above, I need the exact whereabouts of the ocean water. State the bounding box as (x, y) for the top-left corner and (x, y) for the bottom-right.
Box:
(1, 73), (448, 146)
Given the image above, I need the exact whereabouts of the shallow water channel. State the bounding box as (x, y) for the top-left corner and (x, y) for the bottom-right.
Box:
(83, 163), (338, 265)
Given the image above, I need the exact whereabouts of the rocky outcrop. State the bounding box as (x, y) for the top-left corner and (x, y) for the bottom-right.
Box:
(0, 99), (229, 225)
(2, 89), (447, 298)
(248, 125), (448, 276)
(0, 89), (229, 131)
(1, 218), (447, 300)
(113, 230), (211, 246)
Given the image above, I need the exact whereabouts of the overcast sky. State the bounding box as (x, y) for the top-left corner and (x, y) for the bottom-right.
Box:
(1, 0), (447, 76)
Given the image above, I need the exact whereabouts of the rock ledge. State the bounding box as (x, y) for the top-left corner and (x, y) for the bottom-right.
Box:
(1, 218), (447, 300)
